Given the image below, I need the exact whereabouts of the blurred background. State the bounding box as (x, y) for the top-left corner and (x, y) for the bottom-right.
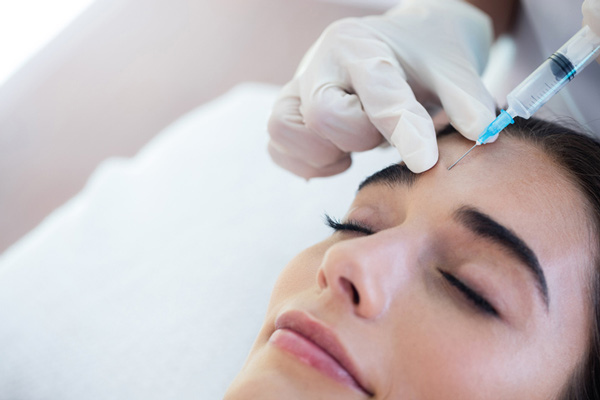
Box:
(0, 0), (397, 253)
(0, 0), (95, 87)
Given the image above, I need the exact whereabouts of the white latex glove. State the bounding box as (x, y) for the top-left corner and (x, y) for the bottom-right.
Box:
(583, 0), (600, 62)
(268, 0), (496, 177)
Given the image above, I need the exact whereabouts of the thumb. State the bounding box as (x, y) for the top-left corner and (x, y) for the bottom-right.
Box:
(582, 0), (600, 63)
(583, 0), (600, 37)
(433, 68), (497, 142)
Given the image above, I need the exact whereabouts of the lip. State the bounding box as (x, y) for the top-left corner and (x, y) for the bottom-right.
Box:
(269, 310), (373, 396)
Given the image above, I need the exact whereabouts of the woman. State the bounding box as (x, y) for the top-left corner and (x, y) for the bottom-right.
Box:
(225, 118), (600, 399)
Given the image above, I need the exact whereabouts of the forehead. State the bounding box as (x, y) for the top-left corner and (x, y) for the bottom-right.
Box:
(430, 133), (589, 253)
(356, 133), (593, 308)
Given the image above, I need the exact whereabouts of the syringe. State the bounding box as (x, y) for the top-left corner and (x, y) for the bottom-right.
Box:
(448, 25), (600, 170)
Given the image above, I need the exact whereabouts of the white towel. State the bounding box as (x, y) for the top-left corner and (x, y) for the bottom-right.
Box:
(0, 82), (399, 399)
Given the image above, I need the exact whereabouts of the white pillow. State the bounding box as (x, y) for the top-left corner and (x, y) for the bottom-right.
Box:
(0, 83), (399, 399)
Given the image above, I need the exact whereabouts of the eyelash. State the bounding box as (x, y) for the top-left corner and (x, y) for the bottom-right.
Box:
(439, 270), (499, 317)
(324, 214), (499, 318)
(324, 214), (374, 235)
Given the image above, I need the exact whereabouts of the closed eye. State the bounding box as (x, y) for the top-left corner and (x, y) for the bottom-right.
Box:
(325, 214), (500, 319)
(439, 270), (499, 318)
(324, 214), (374, 235)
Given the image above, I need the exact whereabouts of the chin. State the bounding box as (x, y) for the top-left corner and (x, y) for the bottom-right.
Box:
(224, 375), (359, 400)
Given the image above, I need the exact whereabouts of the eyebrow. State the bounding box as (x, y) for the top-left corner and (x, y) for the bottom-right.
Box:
(357, 126), (458, 191)
(357, 165), (550, 308)
(453, 206), (549, 308)
(358, 164), (419, 191)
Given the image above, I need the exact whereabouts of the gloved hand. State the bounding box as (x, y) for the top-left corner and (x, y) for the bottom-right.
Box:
(583, 0), (600, 62)
(268, 0), (497, 178)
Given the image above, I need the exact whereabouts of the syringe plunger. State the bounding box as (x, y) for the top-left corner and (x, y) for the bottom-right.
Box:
(507, 25), (600, 119)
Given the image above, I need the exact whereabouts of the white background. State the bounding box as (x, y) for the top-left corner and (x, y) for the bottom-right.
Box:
(0, 0), (95, 87)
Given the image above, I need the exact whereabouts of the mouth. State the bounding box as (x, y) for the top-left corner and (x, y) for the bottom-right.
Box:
(269, 310), (373, 396)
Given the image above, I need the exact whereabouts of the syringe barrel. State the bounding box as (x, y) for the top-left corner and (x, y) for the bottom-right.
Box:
(506, 25), (600, 119)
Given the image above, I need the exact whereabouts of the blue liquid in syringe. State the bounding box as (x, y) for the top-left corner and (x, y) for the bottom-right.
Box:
(449, 26), (600, 170)
(482, 26), (600, 144)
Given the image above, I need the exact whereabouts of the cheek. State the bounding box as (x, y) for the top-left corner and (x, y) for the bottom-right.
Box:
(386, 311), (522, 399)
(268, 240), (331, 306)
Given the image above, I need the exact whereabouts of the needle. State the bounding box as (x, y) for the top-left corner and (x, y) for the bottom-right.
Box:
(447, 109), (516, 171)
(447, 144), (477, 170)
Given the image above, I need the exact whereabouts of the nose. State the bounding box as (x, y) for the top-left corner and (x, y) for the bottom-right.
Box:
(317, 229), (416, 320)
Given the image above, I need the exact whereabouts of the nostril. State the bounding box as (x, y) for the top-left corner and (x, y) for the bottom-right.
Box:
(351, 284), (360, 305)
(339, 277), (360, 305)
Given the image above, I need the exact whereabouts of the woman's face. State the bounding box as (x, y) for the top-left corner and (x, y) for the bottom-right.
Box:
(225, 134), (594, 399)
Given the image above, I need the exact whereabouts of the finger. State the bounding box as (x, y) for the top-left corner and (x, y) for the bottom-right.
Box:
(582, 0), (600, 63)
(296, 20), (386, 153)
(268, 142), (352, 179)
(346, 49), (439, 173)
(298, 84), (383, 153)
(392, 111), (439, 173)
(268, 80), (349, 170)
(432, 66), (496, 142)
(583, 0), (600, 38)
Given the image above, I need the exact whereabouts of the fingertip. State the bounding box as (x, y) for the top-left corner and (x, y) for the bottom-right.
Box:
(401, 147), (439, 173)
(390, 111), (439, 173)
(582, 0), (600, 37)
(450, 106), (496, 142)
(435, 74), (496, 141)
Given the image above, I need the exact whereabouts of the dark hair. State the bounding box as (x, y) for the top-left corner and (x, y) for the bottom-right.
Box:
(496, 117), (600, 399)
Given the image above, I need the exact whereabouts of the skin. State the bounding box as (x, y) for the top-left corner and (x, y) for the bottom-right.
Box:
(224, 133), (593, 399)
